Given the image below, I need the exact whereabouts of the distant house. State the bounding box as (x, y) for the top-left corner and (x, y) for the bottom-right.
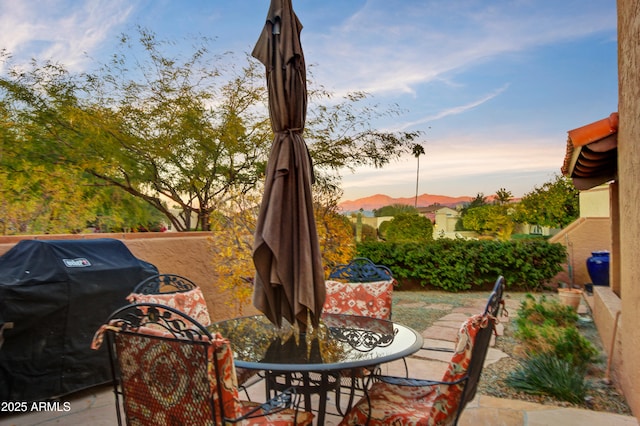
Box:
(416, 205), (470, 239)
(433, 207), (460, 233)
(347, 205), (466, 240)
(416, 205), (440, 222)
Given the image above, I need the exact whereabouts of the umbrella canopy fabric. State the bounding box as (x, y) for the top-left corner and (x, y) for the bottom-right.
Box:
(251, 0), (325, 330)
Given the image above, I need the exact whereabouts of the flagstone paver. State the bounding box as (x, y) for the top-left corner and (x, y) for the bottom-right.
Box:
(421, 303), (457, 311)
(422, 324), (459, 341)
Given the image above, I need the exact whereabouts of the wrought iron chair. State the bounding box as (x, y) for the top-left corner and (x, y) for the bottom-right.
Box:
(127, 274), (257, 390)
(321, 258), (398, 415)
(339, 276), (506, 426)
(324, 257), (396, 320)
(91, 303), (314, 426)
(328, 257), (394, 282)
(127, 273), (211, 326)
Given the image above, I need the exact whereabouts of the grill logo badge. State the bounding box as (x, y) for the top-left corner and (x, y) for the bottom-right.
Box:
(63, 258), (91, 268)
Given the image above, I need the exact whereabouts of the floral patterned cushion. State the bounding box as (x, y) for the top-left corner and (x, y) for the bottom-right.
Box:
(199, 334), (314, 425)
(126, 287), (211, 326)
(323, 280), (394, 320)
(114, 332), (219, 425)
(339, 314), (485, 426)
(111, 297), (256, 388)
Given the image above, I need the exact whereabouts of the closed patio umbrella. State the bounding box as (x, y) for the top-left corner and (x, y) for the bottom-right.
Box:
(251, 0), (325, 330)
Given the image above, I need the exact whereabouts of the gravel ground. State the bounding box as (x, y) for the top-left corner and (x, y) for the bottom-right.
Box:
(393, 290), (633, 416)
(478, 311), (632, 415)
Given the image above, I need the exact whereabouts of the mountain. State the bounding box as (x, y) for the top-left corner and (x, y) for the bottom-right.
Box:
(338, 193), (474, 212)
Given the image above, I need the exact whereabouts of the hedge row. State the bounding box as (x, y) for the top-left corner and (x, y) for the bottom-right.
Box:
(356, 239), (566, 292)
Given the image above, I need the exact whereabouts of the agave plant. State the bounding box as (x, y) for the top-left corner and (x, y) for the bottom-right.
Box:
(506, 353), (589, 404)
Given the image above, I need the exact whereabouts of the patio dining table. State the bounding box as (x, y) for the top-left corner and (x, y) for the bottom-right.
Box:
(209, 313), (423, 425)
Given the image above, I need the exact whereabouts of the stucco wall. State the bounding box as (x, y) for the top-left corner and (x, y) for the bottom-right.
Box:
(549, 217), (611, 287)
(0, 233), (258, 322)
(592, 286), (622, 361)
(434, 208), (460, 233)
(579, 185), (611, 218)
(617, 0), (640, 416)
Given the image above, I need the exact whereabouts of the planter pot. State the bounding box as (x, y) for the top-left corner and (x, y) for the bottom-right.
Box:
(558, 288), (583, 310)
(586, 250), (610, 286)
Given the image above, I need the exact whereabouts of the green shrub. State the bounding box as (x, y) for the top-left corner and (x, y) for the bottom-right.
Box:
(360, 224), (377, 242)
(506, 354), (589, 404)
(513, 294), (597, 369)
(515, 294), (578, 328)
(516, 325), (597, 368)
(384, 213), (433, 243)
(554, 327), (599, 369)
(356, 239), (565, 291)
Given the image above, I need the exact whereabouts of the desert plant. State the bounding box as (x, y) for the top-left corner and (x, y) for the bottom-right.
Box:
(515, 293), (578, 328)
(515, 323), (597, 369)
(506, 353), (589, 404)
(554, 327), (599, 369)
(514, 321), (562, 354)
(513, 294), (597, 368)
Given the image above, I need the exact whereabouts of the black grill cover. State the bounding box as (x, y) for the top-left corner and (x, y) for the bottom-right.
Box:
(0, 238), (158, 401)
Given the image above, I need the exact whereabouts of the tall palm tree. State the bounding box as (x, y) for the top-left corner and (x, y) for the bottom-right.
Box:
(412, 144), (425, 207)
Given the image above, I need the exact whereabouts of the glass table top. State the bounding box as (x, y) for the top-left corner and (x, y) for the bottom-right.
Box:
(208, 313), (423, 372)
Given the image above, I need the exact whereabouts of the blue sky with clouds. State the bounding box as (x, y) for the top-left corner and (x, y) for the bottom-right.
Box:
(0, 0), (617, 201)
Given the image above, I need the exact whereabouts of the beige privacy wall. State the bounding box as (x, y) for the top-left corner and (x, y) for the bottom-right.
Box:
(0, 233), (259, 322)
(618, 0), (640, 417)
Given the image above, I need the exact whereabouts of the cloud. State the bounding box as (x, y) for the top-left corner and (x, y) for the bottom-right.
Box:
(306, 0), (616, 97)
(0, 0), (133, 71)
(396, 84), (510, 130)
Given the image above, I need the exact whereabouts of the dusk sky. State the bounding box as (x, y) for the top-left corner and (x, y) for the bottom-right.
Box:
(0, 0), (618, 201)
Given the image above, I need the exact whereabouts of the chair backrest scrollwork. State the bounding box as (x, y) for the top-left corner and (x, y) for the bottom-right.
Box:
(325, 258), (396, 320)
(132, 274), (197, 294)
(328, 258), (393, 283)
(127, 274), (211, 326)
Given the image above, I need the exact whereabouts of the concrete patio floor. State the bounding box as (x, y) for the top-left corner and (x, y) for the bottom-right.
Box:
(1, 380), (637, 426)
(1, 294), (637, 426)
